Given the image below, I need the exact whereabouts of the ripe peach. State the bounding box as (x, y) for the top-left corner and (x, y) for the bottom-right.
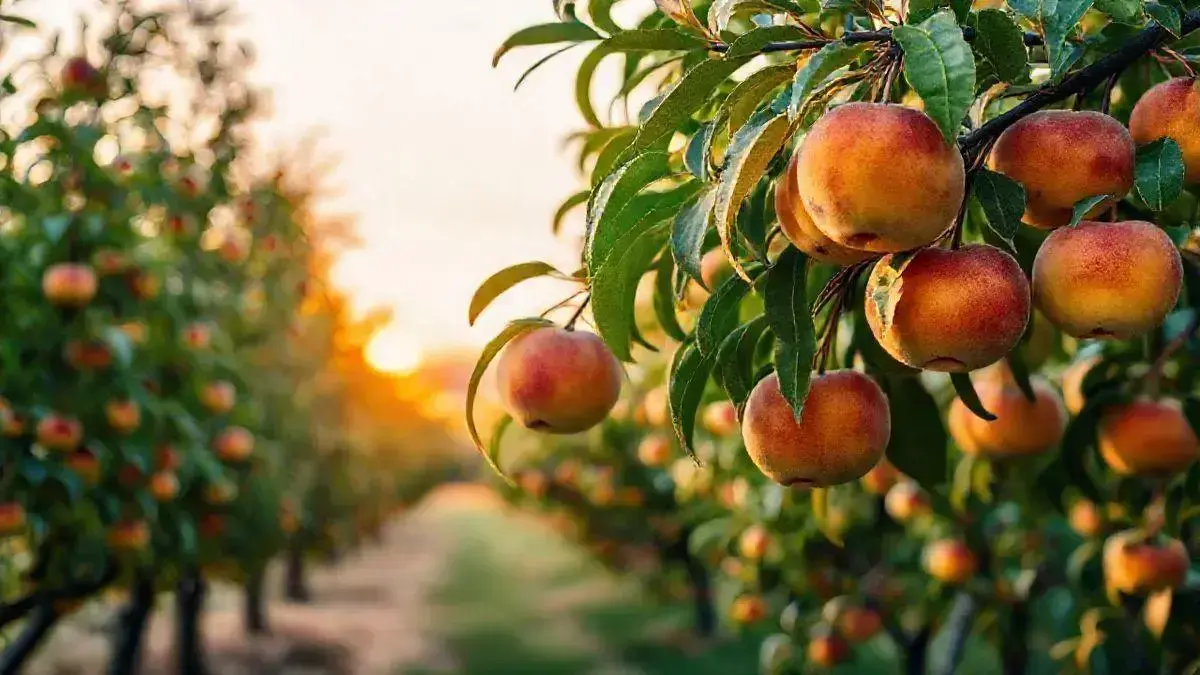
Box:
(0, 400), (24, 438)
(199, 380), (237, 414)
(988, 110), (1135, 229)
(738, 525), (771, 560)
(636, 434), (672, 468)
(743, 371), (889, 487)
(213, 426), (254, 462)
(924, 539), (978, 584)
(776, 152), (873, 265)
(182, 322), (213, 349)
(496, 327), (623, 434)
(807, 633), (850, 667)
(110, 155), (135, 178)
(642, 386), (670, 428)
(128, 271), (160, 300)
(795, 103), (966, 252)
(954, 375), (1067, 458)
(884, 481), (931, 523)
(92, 248), (128, 276)
(0, 503), (26, 536)
(729, 594), (768, 624)
(866, 244), (1030, 372)
(700, 248), (734, 291)
(205, 481), (237, 505)
(61, 57), (103, 96)
(1062, 354), (1101, 414)
(150, 472), (179, 502)
(66, 449), (101, 485)
(860, 459), (900, 496)
(1104, 530), (1189, 594)
(36, 414), (82, 451)
(701, 400), (738, 437)
(1069, 499), (1105, 538)
(104, 400), (140, 435)
(64, 340), (113, 370)
(107, 521), (149, 552)
(835, 606), (883, 644)
(42, 263), (98, 307)
(1098, 398), (1198, 476)
(1033, 220), (1182, 339)
(1129, 77), (1200, 183)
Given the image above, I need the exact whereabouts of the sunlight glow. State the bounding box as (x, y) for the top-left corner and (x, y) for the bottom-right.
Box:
(366, 323), (424, 375)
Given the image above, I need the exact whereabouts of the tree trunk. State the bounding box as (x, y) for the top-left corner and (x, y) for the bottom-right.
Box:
(905, 625), (932, 675)
(175, 572), (209, 675)
(1002, 601), (1030, 675)
(284, 541), (310, 603)
(672, 531), (715, 639)
(0, 601), (60, 674)
(243, 567), (268, 635)
(108, 574), (156, 675)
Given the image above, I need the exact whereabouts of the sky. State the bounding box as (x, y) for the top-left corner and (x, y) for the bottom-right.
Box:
(19, 0), (602, 371)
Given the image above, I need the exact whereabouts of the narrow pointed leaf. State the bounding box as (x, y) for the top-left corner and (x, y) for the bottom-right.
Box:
(972, 9), (1029, 84)
(727, 64), (796, 133)
(715, 315), (770, 408)
(669, 341), (716, 459)
(812, 488), (844, 546)
(885, 376), (948, 491)
(591, 221), (672, 360)
(788, 42), (869, 120)
(1044, 0), (1094, 76)
(893, 10), (975, 143)
(1135, 138), (1185, 211)
(553, 190), (591, 234)
(1069, 194), (1110, 227)
(469, 262), (564, 325)
(653, 254), (688, 341)
(697, 272), (753, 356)
(971, 168), (1026, 244)
(951, 372), (997, 421)
(606, 28), (709, 51)
(763, 248), (815, 421)
(671, 186), (717, 284)
(494, 22), (602, 67)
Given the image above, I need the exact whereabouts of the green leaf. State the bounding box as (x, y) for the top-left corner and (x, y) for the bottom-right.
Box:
(893, 10), (976, 143)
(591, 130), (639, 185)
(971, 168), (1027, 244)
(554, 0), (577, 20)
(586, 152), (671, 266)
(812, 488), (843, 546)
(725, 25), (807, 58)
(1092, 0), (1140, 21)
(672, 186), (718, 285)
(0, 15), (36, 29)
(576, 45), (611, 128)
(714, 110), (794, 281)
(1135, 138), (1185, 211)
(488, 415), (514, 477)
(726, 64), (796, 134)
(592, 182), (703, 284)
(788, 42), (869, 120)
(715, 315), (770, 408)
(669, 341), (716, 458)
(1146, 2), (1181, 35)
(625, 56), (752, 161)
(951, 372), (997, 421)
(466, 319), (555, 478)
(515, 43), (582, 91)
(1061, 388), (1123, 503)
(697, 273), (753, 356)
(688, 516), (733, 556)
(606, 28), (710, 51)
(591, 220), (672, 360)
(885, 376), (949, 492)
(1183, 396), (1200, 440)
(763, 249), (815, 422)
(553, 190), (590, 234)
(653, 254), (688, 341)
(709, 0), (810, 31)
(1006, 350), (1037, 402)
(684, 122), (716, 179)
(1069, 194), (1111, 227)
(469, 261), (565, 325)
(1044, 0), (1094, 76)
(493, 22), (602, 67)
(972, 9), (1030, 84)
(102, 327), (135, 367)
(588, 0), (623, 33)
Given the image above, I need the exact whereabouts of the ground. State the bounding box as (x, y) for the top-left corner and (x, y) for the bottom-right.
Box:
(27, 485), (765, 675)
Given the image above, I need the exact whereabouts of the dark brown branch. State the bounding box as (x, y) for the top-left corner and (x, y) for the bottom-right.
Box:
(708, 25), (1041, 55)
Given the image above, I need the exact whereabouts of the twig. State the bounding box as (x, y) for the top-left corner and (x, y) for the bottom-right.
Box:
(565, 294), (591, 330)
(707, 26), (1042, 55)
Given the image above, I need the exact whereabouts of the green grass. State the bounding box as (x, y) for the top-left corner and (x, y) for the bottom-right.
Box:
(403, 500), (766, 675)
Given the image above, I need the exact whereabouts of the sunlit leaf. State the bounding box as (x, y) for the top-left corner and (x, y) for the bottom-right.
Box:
(469, 261), (565, 326)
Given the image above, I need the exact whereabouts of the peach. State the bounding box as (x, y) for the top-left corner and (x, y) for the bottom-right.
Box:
(954, 375), (1067, 458)
(1098, 398), (1198, 476)
(866, 244), (1030, 372)
(200, 514), (225, 538)
(1033, 220), (1182, 339)
(199, 381), (237, 414)
(214, 426), (254, 462)
(884, 481), (930, 523)
(1129, 77), (1200, 183)
(924, 538), (978, 584)
(795, 103), (966, 252)
(150, 472), (179, 502)
(64, 340), (113, 370)
(729, 594), (768, 624)
(205, 481), (237, 505)
(1104, 530), (1189, 594)
(822, 598), (883, 644)
(947, 397), (983, 454)
(0, 503), (26, 536)
(110, 155), (135, 178)
(1062, 355), (1101, 414)
(988, 110), (1135, 229)
(42, 263), (98, 307)
(92, 248), (128, 276)
(642, 386), (670, 428)
(701, 400), (738, 437)
(104, 400), (140, 435)
(107, 521), (149, 552)
(0, 403), (24, 438)
(156, 445), (181, 472)
(743, 371), (889, 487)
(636, 434), (672, 468)
(776, 152), (873, 265)
(1069, 499), (1105, 538)
(860, 459), (900, 496)
(738, 525), (771, 560)
(182, 322), (213, 349)
(496, 327), (623, 434)
(700, 248), (734, 291)
(36, 414), (82, 451)
(807, 633), (850, 667)
(128, 271), (160, 300)
(66, 449), (101, 485)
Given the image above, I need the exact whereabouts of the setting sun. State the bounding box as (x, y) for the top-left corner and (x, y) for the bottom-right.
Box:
(366, 323), (425, 375)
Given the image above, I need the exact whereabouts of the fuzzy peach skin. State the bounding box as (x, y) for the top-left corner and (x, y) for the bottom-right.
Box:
(958, 376), (1067, 457)
(1032, 220), (1182, 339)
(496, 327), (623, 434)
(1104, 530), (1189, 594)
(923, 539), (978, 584)
(741, 370), (890, 488)
(795, 103), (965, 252)
(1130, 77), (1200, 183)
(776, 152), (874, 265)
(866, 244), (1030, 372)
(988, 110), (1135, 229)
(1098, 398), (1199, 476)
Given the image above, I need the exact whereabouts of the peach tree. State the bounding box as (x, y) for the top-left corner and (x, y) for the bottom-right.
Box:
(471, 0), (1200, 671)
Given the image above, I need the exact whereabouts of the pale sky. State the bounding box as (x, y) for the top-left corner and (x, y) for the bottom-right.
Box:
(20, 1), (604, 367)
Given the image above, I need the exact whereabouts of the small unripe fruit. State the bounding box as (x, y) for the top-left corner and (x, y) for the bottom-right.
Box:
(213, 426), (254, 462)
(742, 371), (890, 488)
(988, 110), (1135, 229)
(36, 414), (82, 452)
(104, 400), (140, 435)
(860, 460), (900, 496)
(1098, 399), (1199, 476)
(1069, 499), (1105, 538)
(150, 472), (179, 502)
(496, 327), (623, 434)
(866, 244), (1030, 372)
(701, 400), (738, 437)
(0, 503), (26, 536)
(1033, 220), (1182, 339)
(884, 481), (930, 523)
(92, 248), (129, 276)
(729, 594), (768, 624)
(1104, 530), (1189, 594)
(796, 103), (966, 252)
(776, 153), (873, 265)
(128, 271), (160, 300)
(738, 525), (771, 560)
(61, 57), (104, 97)
(924, 539), (978, 584)
(43, 263), (98, 307)
(1129, 77), (1200, 183)
(700, 249), (734, 291)
(636, 434), (672, 468)
(199, 381), (237, 414)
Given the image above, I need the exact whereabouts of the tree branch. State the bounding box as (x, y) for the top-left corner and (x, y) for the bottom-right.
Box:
(708, 25), (1041, 55)
(933, 592), (978, 675)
